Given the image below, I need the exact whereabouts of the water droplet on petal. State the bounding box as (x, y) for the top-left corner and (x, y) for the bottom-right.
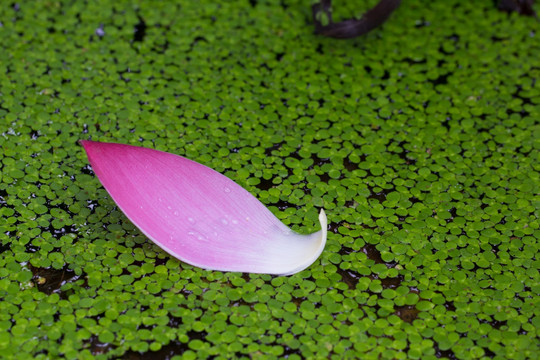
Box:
(221, 219), (228, 225)
(174, 211), (179, 216)
(188, 217), (195, 223)
(224, 187), (231, 193)
(232, 219), (238, 225)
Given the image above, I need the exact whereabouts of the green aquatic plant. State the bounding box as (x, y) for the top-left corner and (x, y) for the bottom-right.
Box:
(0, 0), (538, 359)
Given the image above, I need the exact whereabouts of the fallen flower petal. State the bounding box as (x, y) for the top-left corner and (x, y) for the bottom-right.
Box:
(80, 141), (327, 275)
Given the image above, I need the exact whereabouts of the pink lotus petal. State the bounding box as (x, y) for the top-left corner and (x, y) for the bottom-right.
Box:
(81, 141), (327, 275)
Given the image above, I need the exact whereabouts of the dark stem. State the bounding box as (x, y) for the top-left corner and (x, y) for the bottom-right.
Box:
(496, 0), (537, 17)
(312, 0), (402, 39)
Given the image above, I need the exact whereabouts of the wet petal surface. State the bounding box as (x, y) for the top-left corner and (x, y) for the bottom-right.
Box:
(81, 141), (327, 275)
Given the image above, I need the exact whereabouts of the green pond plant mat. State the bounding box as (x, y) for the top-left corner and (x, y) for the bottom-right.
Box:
(0, 0), (539, 359)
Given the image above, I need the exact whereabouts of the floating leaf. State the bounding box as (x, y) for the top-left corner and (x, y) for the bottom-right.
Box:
(80, 141), (327, 275)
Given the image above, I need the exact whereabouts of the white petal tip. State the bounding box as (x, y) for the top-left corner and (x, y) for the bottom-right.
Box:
(274, 208), (328, 276)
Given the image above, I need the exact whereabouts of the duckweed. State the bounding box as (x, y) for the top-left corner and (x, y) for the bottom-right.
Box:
(0, 0), (539, 359)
